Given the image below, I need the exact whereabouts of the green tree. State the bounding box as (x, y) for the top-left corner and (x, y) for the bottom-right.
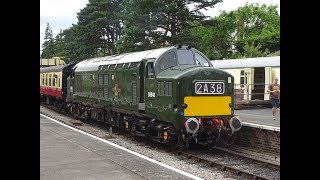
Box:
(76, 0), (123, 57)
(51, 0), (225, 60)
(117, 0), (223, 53)
(233, 4), (280, 54)
(190, 3), (280, 59)
(230, 42), (270, 59)
(41, 23), (56, 58)
(57, 25), (90, 63)
(54, 29), (65, 58)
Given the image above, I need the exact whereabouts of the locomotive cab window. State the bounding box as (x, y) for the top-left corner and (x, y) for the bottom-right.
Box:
(177, 49), (195, 65)
(146, 62), (155, 79)
(157, 51), (178, 73)
(195, 52), (210, 67)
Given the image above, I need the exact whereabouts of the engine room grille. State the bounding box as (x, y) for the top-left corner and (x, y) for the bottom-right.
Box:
(132, 81), (137, 104)
(74, 75), (82, 92)
(157, 81), (172, 96)
(103, 87), (108, 98)
(98, 74), (109, 85)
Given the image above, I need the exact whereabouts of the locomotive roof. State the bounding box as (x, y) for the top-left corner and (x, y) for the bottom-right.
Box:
(74, 46), (176, 72)
(210, 56), (280, 69)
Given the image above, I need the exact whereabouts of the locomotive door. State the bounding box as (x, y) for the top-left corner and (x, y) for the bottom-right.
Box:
(138, 60), (146, 111)
(144, 60), (157, 112)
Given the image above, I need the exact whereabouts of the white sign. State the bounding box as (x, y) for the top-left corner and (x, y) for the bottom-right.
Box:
(148, 92), (155, 97)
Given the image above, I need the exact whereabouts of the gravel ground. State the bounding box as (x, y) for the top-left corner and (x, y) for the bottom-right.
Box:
(40, 106), (279, 180)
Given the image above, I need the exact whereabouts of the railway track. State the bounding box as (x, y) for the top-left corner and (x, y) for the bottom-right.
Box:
(174, 150), (270, 180)
(118, 132), (279, 180)
(40, 103), (280, 179)
(212, 147), (280, 171)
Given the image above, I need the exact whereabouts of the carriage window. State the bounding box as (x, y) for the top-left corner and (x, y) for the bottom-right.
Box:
(45, 74), (47, 86)
(195, 52), (210, 66)
(49, 74), (52, 86)
(52, 75), (56, 87)
(146, 62), (155, 79)
(158, 51), (177, 72)
(240, 70), (245, 88)
(177, 49), (194, 65)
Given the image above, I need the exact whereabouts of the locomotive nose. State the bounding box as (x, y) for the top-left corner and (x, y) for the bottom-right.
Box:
(229, 116), (242, 132)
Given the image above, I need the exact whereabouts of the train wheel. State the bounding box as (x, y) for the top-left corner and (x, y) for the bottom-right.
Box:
(176, 130), (189, 150)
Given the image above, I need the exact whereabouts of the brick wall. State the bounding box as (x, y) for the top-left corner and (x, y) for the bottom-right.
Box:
(233, 126), (280, 154)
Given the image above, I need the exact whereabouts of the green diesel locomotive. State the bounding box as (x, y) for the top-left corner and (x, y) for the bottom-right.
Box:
(66, 45), (241, 148)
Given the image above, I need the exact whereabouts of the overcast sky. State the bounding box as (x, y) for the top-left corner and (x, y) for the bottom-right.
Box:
(40, 0), (280, 53)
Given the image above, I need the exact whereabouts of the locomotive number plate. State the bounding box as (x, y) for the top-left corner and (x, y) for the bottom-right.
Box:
(195, 82), (225, 94)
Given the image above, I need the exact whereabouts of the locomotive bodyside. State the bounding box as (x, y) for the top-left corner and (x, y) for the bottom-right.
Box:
(65, 46), (241, 147)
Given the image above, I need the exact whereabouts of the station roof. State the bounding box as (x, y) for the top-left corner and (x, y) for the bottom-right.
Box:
(74, 47), (174, 72)
(210, 56), (280, 69)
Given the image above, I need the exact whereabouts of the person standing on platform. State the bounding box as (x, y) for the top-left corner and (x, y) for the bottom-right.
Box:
(267, 77), (280, 120)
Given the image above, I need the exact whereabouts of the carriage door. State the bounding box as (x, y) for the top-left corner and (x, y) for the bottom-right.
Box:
(253, 67), (265, 100)
(264, 67), (272, 100)
(243, 68), (252, 102)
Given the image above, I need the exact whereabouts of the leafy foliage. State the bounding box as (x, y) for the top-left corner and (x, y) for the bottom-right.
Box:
(41, 23), (56, 58)
(190, 3), (280, 59)
(117, 0), (222, 54)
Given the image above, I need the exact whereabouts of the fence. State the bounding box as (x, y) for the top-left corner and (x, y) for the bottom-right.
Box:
(234, 83), (277, 108)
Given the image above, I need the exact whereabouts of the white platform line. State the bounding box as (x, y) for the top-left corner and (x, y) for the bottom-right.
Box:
(242, 122), (280, 132)
(40, 113), (203, 180)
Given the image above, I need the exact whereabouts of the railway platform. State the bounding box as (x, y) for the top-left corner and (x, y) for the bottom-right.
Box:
(40, 114), (201, 180)
(235, 107), (280, 131)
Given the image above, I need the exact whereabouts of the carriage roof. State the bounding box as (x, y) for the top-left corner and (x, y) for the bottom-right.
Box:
(40, 64), (67, 73)
(210, 56), (280, 69)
